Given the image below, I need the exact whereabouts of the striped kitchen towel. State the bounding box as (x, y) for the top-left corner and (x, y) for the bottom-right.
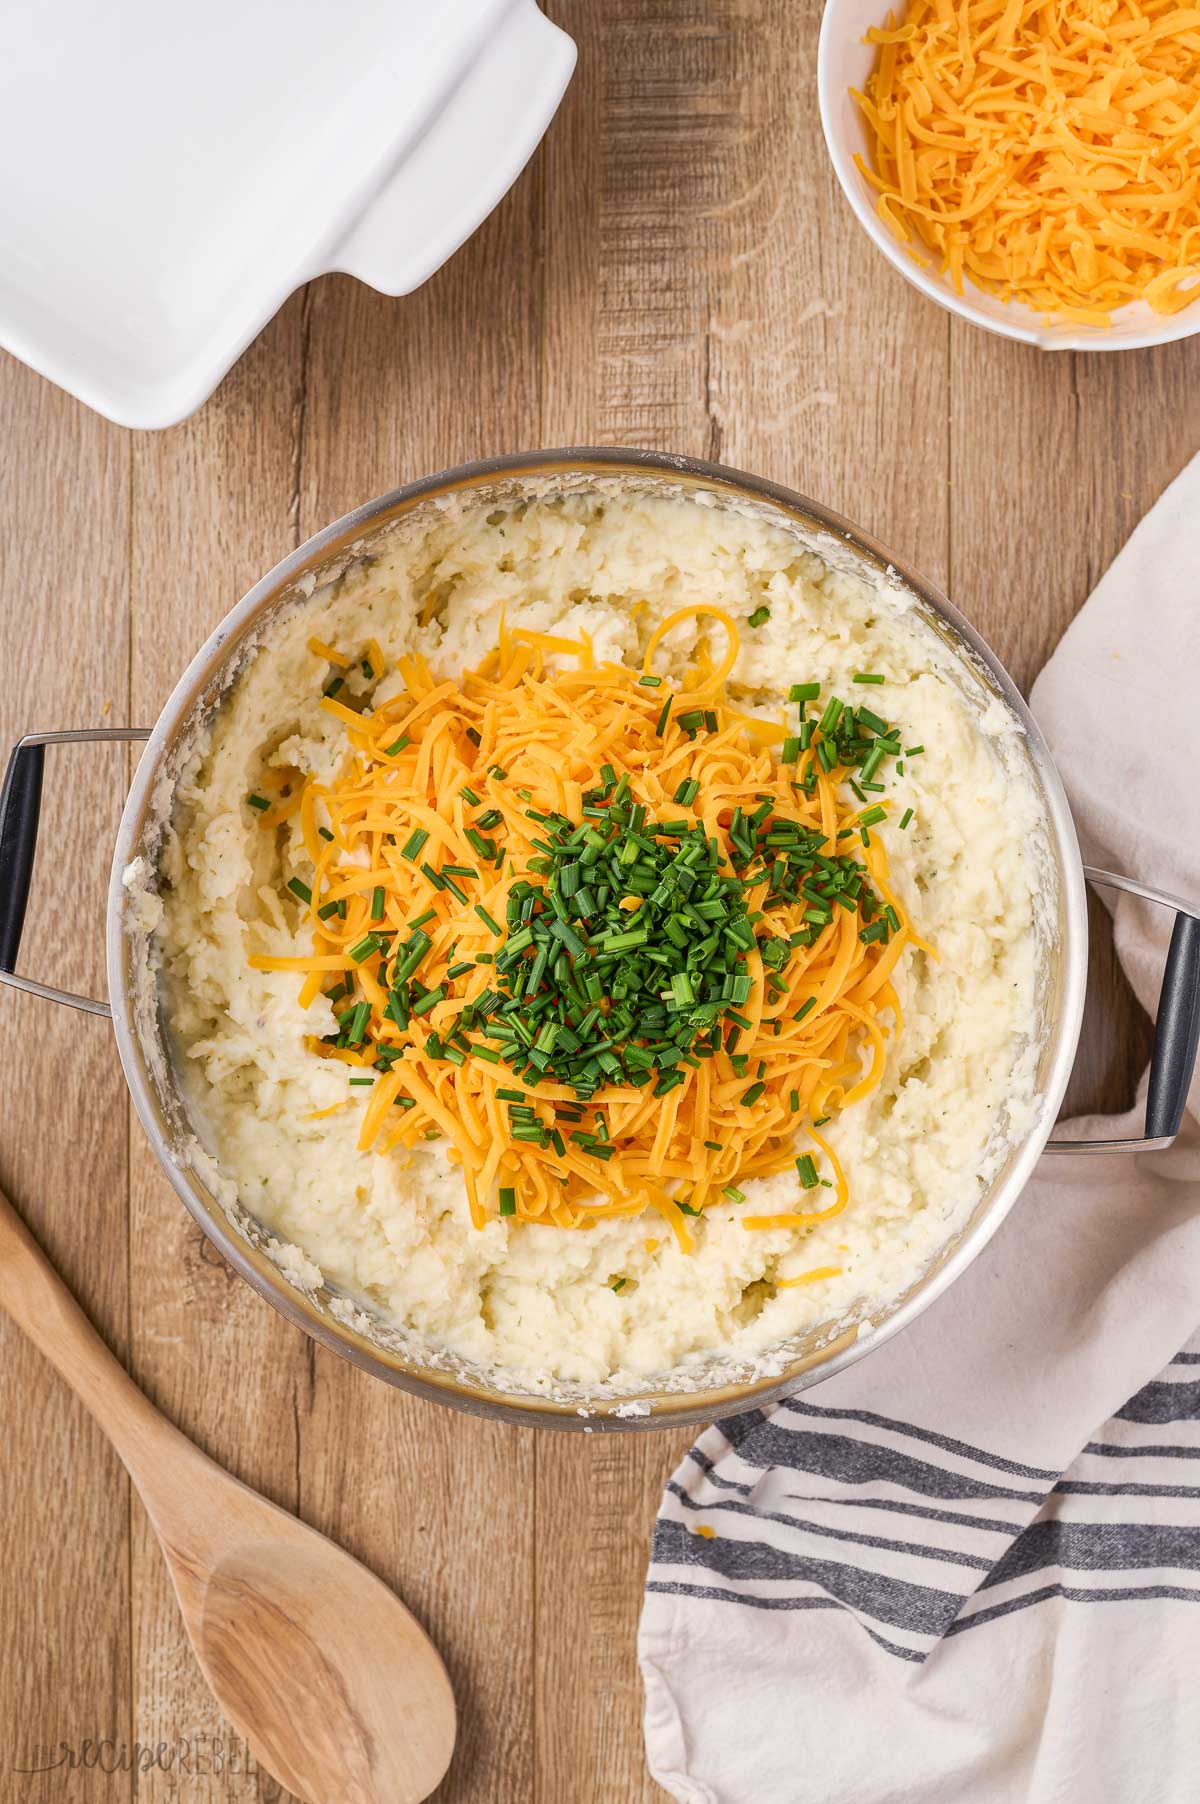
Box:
(640, 456), (1200, 1804)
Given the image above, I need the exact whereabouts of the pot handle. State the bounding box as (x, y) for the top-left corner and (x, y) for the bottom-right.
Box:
(1044, 865), (1200, 1155)
(0, 728), (150, 1018)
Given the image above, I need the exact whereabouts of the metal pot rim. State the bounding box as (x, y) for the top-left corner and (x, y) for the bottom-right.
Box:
(105, 447), (1089, 1431)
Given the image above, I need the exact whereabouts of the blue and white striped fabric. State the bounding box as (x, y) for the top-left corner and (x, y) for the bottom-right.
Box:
(648, 1335), (1200, 1661)
(641, 1329), (1200, 1802)
(641, 458), (1200, 1803)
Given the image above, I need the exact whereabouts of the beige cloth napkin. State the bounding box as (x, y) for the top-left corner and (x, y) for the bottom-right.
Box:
(639, 454), (1200, 1804)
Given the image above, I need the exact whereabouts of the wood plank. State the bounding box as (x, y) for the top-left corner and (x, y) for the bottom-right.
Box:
(295, 176), (545, 1804)
(127, 296), (309, 1804)
(0, 359), (132, 1800)
(536, 3), (952, 1797)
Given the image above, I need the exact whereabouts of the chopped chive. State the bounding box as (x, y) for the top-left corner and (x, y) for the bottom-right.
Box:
(371, 885), (385, 920)
(638, 674), (662, 688)
(611, 1276), (627, 1292)
(349, 933), (380, 962)
(796, 1154), (820, 1189)
(655, 695), (673, 736)
(400, 828), (429, 862)
(747, 605), (770, 628)
(852, 672), (886, 685)
(905, 744), (925, 757)
(287, 877), (313, 905)
(247, 793), (270, 811)
(789, 682), (821, 703)
(383, 734), (410, 756)
(498, 1187), (516, 1217)
(474, 904), (502, 935)
(899, 807), (914, 830)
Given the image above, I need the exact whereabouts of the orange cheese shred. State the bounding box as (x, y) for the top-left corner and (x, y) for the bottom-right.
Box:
(853, 0), (1200, 321)
(775, 1264), (844, 1288)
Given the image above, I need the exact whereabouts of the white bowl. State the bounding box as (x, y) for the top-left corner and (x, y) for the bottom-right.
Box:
(816, 0), (1200, 352)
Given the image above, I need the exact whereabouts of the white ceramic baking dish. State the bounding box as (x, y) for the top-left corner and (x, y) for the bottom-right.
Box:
(2, 451), (1198, 1429)
(0, 1), (575, 427)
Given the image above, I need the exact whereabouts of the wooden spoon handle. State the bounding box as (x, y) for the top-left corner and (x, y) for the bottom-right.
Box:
(0, 1181), (185, 1487)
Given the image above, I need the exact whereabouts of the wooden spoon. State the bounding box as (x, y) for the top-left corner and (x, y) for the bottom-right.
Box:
(0, 1182), (456, 1803)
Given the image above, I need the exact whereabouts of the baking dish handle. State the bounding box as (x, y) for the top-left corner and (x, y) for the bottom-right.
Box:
(1044, 865), (1200, 1155)
(330, 1), (576, 297)
(0, 728), (150, 1018)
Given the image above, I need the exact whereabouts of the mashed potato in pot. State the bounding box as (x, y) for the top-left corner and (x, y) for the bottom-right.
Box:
(153, 484), (1042, 1392)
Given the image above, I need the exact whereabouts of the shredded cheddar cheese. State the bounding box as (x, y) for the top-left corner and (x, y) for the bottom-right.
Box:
(249, 617), (930, 1243)
(854, 0), (1200, 321)
(775, 1264), (845, 1287)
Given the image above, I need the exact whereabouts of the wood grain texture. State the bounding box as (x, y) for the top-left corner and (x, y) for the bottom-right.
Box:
(0, 356), (132, 1802)
(0, 0), (1194, 1796)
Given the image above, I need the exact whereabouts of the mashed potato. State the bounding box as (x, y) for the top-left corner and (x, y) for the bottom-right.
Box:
(154, 484), (1042, 1391)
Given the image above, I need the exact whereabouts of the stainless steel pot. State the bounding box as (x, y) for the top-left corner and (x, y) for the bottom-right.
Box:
(3, 450), (1198, 1430)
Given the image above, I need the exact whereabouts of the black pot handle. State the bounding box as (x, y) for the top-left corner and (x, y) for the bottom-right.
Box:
(0, 741), (44, 976)
(0, 728), (150, 1017)
(1147, 911), (1200, 1142)
(1046, 866), (1200, 1155)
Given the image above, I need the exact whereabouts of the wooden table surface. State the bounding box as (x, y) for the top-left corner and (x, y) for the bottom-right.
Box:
(0, 4), (1195, 1799)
